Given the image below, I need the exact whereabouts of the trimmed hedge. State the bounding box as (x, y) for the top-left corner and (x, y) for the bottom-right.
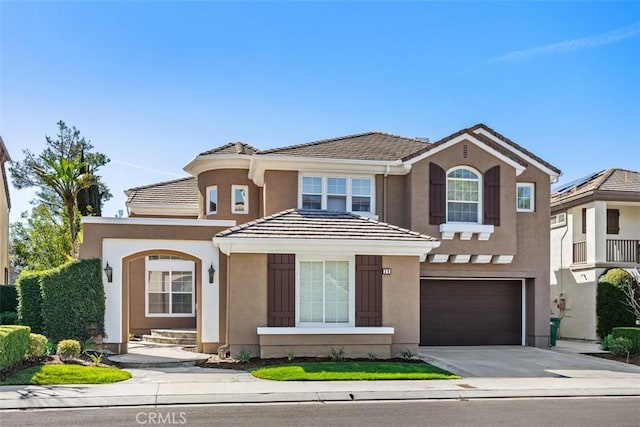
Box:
(0, 325), (30, 371)
(16, 272), (46, 334)
(596, 269), (637, 338)
(0, 285), (18, 312)
(612, 327), (640, 355)
(41, 259), (105, 342)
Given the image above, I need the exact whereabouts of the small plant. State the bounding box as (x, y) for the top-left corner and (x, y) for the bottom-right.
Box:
(608, 337), (633, 362)
(129, 331), (135, 340)
(329, 346), (345, 362)
(27, 333), (48, 357)
(400, 348), (417, 360)
(286, 351), (295, 361)
(88, 352), (104, 366)
(236, 348), (252, 363)
(57, 339), (81, 360)
(80, 337), (95, 355)
(367, 352), (377, 361)
(46, 340), (57, 356)
(600, 334), (614, 351)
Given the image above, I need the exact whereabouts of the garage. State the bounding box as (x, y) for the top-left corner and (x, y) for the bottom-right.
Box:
(420, 279), (522, 346)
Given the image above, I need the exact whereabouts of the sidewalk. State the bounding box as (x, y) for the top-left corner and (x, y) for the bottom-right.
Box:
(1, 341), (639, 410)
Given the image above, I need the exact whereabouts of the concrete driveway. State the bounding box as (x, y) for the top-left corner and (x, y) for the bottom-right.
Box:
(419, 346), (640, 378)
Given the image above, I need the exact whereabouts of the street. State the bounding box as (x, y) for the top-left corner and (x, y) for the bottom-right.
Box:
(2, 397), (639, 427)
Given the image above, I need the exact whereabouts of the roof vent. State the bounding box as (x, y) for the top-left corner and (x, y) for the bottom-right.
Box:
(234, 142), (244, 154)
(415, 137), (430, 143)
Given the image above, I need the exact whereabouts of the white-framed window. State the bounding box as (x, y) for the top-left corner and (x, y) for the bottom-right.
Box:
(232, 185), (248, 214)
(297, 256), (354, 326)
(206, 185), (217, 215)
(516, 183), (535, 212)
(550, 212), (566, 228)
(145, 257), (195, 317)
(447, 167), (481, 223)
(299, 175), (374, 215)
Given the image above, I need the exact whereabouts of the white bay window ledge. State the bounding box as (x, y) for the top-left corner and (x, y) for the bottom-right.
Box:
(257, 327), (394, 335)
(439, 223), (494, 241)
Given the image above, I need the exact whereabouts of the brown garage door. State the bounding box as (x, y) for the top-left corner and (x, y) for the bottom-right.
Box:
(420, 279), (522, 346)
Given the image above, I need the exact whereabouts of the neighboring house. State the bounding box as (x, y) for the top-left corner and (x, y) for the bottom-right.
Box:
(80, 124), (560, 357)
(550, 168), (640, 341)
(0, 137), (10, 285)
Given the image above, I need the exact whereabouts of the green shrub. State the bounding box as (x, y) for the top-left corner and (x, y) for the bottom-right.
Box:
(0, 325), (30, 371)
(0, 285), (18, 312)
(608, 337), (633, 357)
(400, 348), (417, 360)
(600, 334), (614, 351)
(41, 259), (105, 342)
(27, 333), (48, 357)
(0, 311), (18, 325)
(16, 271), (46, 334)
(329, 346), (345, 362)
(57, 339), (81, 359)
(235, 348), (252, 363)
(596, 269), (637, 338)
(612, 327), (640, 354)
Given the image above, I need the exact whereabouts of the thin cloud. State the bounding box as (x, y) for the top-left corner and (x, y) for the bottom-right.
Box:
(487, 22), (640, 64)
(112, 159), (185, 178)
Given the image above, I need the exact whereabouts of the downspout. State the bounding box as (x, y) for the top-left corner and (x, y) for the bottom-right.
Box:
(555, 223), (569, 317)
(383, 165), (390, 222)
(217, 251), (231, 358)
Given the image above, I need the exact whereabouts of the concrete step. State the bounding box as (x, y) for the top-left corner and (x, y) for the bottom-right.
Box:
(150, 329), (197, 339)
(142, 335), (197, 346)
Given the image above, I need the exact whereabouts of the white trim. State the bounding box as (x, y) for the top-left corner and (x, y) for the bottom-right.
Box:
(298, 173), (376, 216)
(183, 155), (253, 177)
(428, 254), (449, 263)
(257, 326), (395, 335)
(206, 185), (218, 215)
(492, 255), (515, 264)
(296, 255), (355, 327)
(439, 223), (494, 241)
(249, 156), (409, 186)
(82, 216), (236, 227)
(231, 184), (249, 214)
(213, 237), (440, 262)
(472, 127), (560, 181)
(516, 182), (535, 212)
(471, 255), (493, 264)
(144, 258), (196, 317)
(404, 133), (526, 175)
(126, 203), (199, 217)
(450, 254), (471, 263)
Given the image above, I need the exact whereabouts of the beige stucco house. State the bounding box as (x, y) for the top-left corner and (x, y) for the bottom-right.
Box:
(0, 137), (10, 285)
(80, 124), (560, 357)
(550, 168), (640, 341)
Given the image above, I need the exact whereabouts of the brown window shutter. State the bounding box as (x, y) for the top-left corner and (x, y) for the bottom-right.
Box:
(355, 255), (382, 327)
(582, 208), (587, 234)
(606, 209), (620, 234)
(429, 163), (446, 225)
(267, 254), (295, 327)
(483, 165), (500, 226)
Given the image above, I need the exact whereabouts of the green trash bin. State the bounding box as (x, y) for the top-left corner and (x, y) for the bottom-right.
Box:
(550, 316), (561, 347)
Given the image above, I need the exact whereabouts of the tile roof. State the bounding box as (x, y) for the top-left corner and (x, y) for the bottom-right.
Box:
(216, 209), (439, 242)
(551, 168), (640, 205)
(259, 132), (430, 161)
(125, 176), (199, 205)
(200, 141), (259, 156)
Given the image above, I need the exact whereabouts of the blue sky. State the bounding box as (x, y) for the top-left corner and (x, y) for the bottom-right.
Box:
(1, 1), (639, 222)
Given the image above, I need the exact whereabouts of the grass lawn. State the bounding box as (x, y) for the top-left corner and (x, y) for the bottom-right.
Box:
(1, 364), (132, 385)
(250, 361), (459, 381)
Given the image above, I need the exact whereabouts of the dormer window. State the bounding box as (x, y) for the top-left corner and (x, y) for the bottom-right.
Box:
(299, 175), (375, 216)
(447, 167), (480, 223)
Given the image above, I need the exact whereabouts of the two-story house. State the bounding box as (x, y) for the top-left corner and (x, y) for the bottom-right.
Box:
(550, 168), (640, 341)
(80, 124), (560, 357)
(0, 136), (10, 285)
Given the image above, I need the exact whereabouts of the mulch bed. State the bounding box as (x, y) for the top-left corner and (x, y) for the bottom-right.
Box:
(0, 351), (118, 383)
(583, 352), (640, 366)
(197, 355), (427, 371)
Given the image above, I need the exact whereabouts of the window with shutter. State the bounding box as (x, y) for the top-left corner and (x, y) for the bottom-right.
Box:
(267, 254), (295, 327)
(355, 255), (382, 327)
(606, 209), (620, 235)
(429, 163), (446, 225)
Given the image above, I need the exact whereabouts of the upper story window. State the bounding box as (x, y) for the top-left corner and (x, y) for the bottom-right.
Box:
(516, 183), (535, 212)
(299, 175), (374, 215)
(232, 185), (248, 214)
(447, 167), (480, 223)
(206, 185), (217, 215)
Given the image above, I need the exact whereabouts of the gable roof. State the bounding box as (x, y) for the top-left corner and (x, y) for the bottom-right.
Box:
(551, 168), (640, 207)
(125, 176), (198, 206)
(216, 208), (438, 242)
(259, 132), (430, 161)
(199, 141), (259, 156)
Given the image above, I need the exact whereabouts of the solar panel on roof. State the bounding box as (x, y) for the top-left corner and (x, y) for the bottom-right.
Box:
(552, 170), (604, 194)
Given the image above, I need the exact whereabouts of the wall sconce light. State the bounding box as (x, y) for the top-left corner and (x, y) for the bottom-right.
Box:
(103, 262), (113, 283)
(208, 263), (216, 284)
